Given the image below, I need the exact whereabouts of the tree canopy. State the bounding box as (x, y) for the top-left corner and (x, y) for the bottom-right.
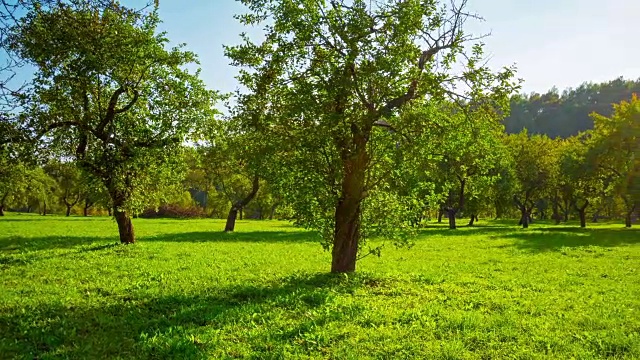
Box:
(226, 0), (518, 272)
(6, 0), (216, 242)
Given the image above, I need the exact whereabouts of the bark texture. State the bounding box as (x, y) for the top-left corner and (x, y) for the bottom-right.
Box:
(331, 132), (368, 273)
(114, 209), (135, 244)
(447, 209), (457, 229)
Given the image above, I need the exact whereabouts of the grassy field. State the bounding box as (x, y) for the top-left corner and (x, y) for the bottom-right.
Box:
(1, 214), (639, 359)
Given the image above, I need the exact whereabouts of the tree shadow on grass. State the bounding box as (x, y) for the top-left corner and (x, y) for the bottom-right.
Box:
(0, 235), (115, 253)
(0, 235), (116, 253)
(0, 215), (111, 222)
(491, 227), (640, 252)
(0, 238), (123, 270)
(144, 230), (321, 244)
(0, 231), (320, 254)
(0, 272), (371, 359)
(419, 224), (515, 238)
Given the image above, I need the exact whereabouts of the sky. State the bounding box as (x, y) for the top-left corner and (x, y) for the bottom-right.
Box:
(154, 0), (640, 95)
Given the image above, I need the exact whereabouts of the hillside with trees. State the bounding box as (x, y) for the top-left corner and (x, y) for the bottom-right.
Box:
(504, 77), (640, 138)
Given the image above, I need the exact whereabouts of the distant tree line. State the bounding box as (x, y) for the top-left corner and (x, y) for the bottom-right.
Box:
(503, 77), (640, 138)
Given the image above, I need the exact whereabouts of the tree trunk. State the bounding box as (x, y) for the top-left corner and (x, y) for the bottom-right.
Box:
(239, 208), (244, 220)
(42, 201), (47, 216)
(224, 207), (239, 232)
(84, 199), (93, 217)
(553, 204), (561, 225)
(225, 175), (260, 232)
(114, 209), (135, 244)
(107, 207), (112, 216)
(331, 133), (368, 274)
(622, 199), (636, 228)
(447, 209), (457, 229)
(579, 210), (586, 228)
(625, 203), (636, 228)
(448, 179), (465, 230)
(66, 206), (72, 217)
(575, 201), (589, 228)
(520, 207), (529, 229)
(468, 214), (475, 226)
(332, 198), (362, 273)
(437, 209), (444, 223)
(0, 193), (7, 216)
(562, 200), (571, 222)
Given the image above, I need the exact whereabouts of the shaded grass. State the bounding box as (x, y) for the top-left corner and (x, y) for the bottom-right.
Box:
(1, 214), (639, 359)
(495, 226), (640, 251)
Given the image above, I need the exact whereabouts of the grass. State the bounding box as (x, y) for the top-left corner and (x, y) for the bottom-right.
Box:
(1, 214), (639, 359)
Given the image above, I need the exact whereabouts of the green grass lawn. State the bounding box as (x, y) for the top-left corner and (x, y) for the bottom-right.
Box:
(1, 214), (639, 359)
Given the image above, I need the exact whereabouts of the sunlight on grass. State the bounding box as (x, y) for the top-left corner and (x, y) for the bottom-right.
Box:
(1, 214), (639, 359)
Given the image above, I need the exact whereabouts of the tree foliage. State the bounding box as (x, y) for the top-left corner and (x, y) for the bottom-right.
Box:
(8, 1), (215, 242)
(504, 77), (640, 138)
(505, 131), (555, 228)
(588, 95), (640, 227)
(227, 0), (517, 272)
(429, 103), (506, 229)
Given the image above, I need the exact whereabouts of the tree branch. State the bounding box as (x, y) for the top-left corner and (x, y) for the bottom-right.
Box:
(234, 175), (260, 209)
(96, 87), (126, 137)
(114, 89), (139, 114)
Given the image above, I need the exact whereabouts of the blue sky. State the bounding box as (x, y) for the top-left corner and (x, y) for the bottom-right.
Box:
(155, 0), (640, 95)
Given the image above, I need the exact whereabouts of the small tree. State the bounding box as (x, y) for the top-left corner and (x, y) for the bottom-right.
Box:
(198, 120), (263, 232)
(558, 135), (602, 227)
(548, 138), (573, 224)
(0, 115), (40, 215)
(10, 2), (215, 242)
(506, 131), (555, 228)
(487, 152), (517, 220)
(0, 161), (30, 216)
(79, 175), (110, 216)
(588, 95), (640, 227)
(26, 166), (58, 215)
(430, 104), (506, 229)
(44, 161), (84, 216)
